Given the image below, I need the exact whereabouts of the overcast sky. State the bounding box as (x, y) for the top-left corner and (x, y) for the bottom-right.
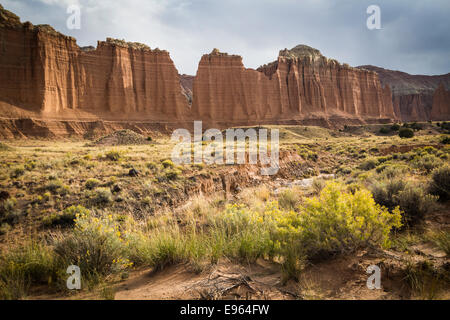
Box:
(2, 0), (449, 75)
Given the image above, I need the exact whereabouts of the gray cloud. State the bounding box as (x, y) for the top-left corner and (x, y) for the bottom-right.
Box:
(2, 0), (449, 75)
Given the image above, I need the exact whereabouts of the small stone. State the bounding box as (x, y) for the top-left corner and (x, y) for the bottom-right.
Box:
(12, 181), (22, 188)
(0, 190), (10, 201)
(129, 168), (139, 177)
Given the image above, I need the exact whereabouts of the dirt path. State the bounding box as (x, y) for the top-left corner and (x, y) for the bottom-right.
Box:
(114, 260), (295, 300)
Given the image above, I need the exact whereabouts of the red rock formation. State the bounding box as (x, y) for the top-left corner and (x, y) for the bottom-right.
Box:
(431, 84), (450, 121)
(358, 65), (450, 121)
(0, 5), (189, 121)
(0, 6), (401, 137)
(392, 94), (433, 122)
(192, 46), (396, 125)
(180, 74), (194, 105)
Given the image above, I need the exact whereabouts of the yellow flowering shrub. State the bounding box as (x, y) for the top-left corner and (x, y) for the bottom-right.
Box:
(294, 182), (402, 256)
(214, 181), (402, 262)
(54, 210), (132, 279)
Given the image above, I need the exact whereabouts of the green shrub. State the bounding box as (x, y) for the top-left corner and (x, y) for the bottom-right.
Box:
(165, 168), (181, 180)
(295, 182), (402, 256)
(146, 162), (158, 171)
(312, 178), (326, 195)
(42, 205), (89, 228)
(45, 179), (64, 194)
(399, 128), (414, 138)
(379, 127), (390, 134)
(212, 204), (275, 264)
(377, 156), (391, 164)
(412, 154), (442, 173)
(161, 159), (175, 168)
(146, 231), (190, 270)
(440, 122), (450, 132)
(280, 243), (306, 283)
(216, 182), (402, 266)
(396, 186), (437, 225)
(90, 188), (113, 205)
(416, 146), (438, 155)
(371, 179), (406, 209)
(410, 122), (423, 131)
(0, 200), (20, 226)
(85, 178), (101, 190)
(10, 167), (25, 179)
(24, 160), (37, 171)
(0, 223), (11, 235)
(427, 231), (450, 256)
(336, 166), (352, 175)
(53, 212), (131, 281)
(105, 150), (121, 161)
(380, 164), (410, 179)
(0, 243), (57, 299)
(371, 179), (436, 225)
(278, 189), (300, 211)
(376, 164), (388, 174)
(403, 261), (446, 299)
(127, 226), (203, 270)
(296, 146), (318, 161)
(0, 198), (18, 219)
(358, 158), (378, 171)
(428, 166), (450, 201)
(390, 124), (400, 131)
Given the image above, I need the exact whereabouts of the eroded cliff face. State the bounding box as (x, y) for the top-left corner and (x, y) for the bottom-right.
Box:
(392, 94), (433, 122)
(358, 65), (450, 121)
(0, 5), (189, 121)
(0, 6), (401, 136)
(192, 46), (396, 126)
(431, 84), (450, 121)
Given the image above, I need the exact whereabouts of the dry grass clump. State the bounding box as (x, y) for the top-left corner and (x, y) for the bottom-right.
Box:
(428, 165), (450, 201)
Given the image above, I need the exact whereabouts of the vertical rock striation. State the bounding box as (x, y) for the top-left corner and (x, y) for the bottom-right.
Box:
(0, 5), (189, 121)
(1, 5), (424, 136)
(357, 65), (450, 121)
(431, 84), (450, 121)
(192, 45), (396, 125)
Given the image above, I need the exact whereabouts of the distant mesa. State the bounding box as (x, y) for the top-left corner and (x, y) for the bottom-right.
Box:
(358, 65), (450, 122)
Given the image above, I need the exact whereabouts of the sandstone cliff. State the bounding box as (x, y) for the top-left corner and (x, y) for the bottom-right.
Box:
(192, 46), (395, 125)
(0, 6), (407, 138)
(180, 74), (194, 105)
(358, 65), (450, 121)
(0, 5), (189, 121)
(431, 84), (450, 121)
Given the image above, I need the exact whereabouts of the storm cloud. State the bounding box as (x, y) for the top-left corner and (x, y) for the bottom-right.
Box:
(2, 0), (449, 75)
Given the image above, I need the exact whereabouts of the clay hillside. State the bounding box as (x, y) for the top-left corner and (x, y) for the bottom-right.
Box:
(358, 65), (450, 122)
(0, 5), (449, 137)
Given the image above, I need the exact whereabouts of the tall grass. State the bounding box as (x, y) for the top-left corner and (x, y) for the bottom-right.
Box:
(0, 180), (406, 295)
(0, 242), (57, 299)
